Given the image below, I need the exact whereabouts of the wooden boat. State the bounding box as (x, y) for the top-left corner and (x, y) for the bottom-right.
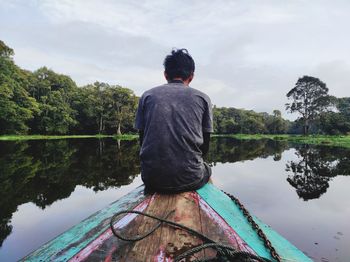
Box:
(23, 184), (312, 261)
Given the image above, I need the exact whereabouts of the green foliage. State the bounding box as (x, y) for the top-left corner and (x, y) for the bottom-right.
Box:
(72, 82), (138, 135)
(316, 97), (350, 135)
(0, 40), (137, 135)
(70, 82), (106, 134)
(337, 97), (350, 117)
(265, 110), (288, 134)
(28, 67), (78, 134)
(0, 40), (14, 58)
(213, 107), (289, 134)
(0, 41), (39, 134)
(104, 85), (138, 135)
(0, 40), (348, 136)
(286, 75), (332, 135)
(219, 134), (350, 148)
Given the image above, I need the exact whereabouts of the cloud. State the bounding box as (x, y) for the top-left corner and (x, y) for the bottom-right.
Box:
(14, 46), (163, 95)
(1, 0), (349, 117)
(312, 60), (350, 98)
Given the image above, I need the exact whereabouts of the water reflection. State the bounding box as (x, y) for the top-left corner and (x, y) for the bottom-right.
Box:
(206, 137), (289, 164)
(0, 138), (350, 252)
(0, 139), (140, 247)
(285, 144), (350, 200)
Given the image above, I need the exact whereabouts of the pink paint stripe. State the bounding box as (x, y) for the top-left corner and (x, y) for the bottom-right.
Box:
(69, 194), (156, 262)
(104, 246), (117, 262)
(198, 197), (256, 254)
(154, 246), (172, 262)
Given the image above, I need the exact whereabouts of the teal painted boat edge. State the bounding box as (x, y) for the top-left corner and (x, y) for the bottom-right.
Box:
(23, 185), (146, 262)
(197, 184), (312, 262)
(252, 215), (313, 262)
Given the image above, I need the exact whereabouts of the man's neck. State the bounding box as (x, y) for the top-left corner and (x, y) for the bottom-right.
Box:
(169, 78), (190, 86)
(169, 79), (184, 84)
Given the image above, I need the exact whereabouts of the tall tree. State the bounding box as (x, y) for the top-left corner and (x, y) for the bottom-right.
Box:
(104, 85), (138, 135)
(0, 40), (39, 134)
(266, 110), (288, 134)
(286, 75), (332, 135)
(75, 82), (110, 134)
(72, 82), (138, 135)
(29, 67), (77, 134)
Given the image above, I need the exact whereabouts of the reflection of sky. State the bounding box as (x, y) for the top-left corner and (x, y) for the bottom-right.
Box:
(0, 177), (143, 262)
(1, 147), (349, 261)
(211, 148), (350, 261)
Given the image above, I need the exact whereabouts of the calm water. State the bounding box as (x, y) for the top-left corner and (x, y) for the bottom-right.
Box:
(0, 138), (349, 261)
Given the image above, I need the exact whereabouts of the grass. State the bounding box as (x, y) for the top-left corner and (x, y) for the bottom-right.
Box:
(0, 134), (136, 141)
(1, 133), (349, 148)
(215, 134), (350, 148)
(113, 134), (138, 140)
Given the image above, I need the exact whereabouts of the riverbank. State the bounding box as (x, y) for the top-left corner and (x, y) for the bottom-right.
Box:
(216, 134), (350, 148)
(1, 134), (349, 148)
(0, 134), (137, 141)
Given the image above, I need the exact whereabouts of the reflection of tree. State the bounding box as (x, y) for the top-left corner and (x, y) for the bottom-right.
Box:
(71, 139), (140, 191)
(0, 141), (41, 247)
(286, 145), (350, 200)
(0, 139), (140, 247)
(205, 137), (289, 165)
(3, 137), (349, 247)
(3, 137), (287, 247)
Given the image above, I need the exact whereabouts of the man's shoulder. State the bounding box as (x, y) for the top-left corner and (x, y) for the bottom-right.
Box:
(141, 84), (168, 98)
(140, 83), (211, 104)
(188, 86), (211, 103)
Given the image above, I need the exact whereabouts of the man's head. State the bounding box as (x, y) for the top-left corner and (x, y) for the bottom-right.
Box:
(163, 49), (195, 85)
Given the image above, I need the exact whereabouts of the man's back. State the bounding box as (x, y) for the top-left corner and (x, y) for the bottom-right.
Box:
(135, 81), (213, 192)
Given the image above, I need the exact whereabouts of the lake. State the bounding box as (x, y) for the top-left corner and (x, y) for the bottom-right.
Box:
(0, 137), (349, 261)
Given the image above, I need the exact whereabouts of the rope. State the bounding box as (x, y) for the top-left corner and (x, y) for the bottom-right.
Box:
(110, 210), (272, 262)
(176, 243), (271, 262)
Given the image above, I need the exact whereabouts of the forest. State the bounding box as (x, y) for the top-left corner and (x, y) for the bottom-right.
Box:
(1, 40), (349, 136)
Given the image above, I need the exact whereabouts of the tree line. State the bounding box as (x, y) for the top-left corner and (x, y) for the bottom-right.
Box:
(1, 40), (349, 135)
(0, 40), (137, 135)
(213, 107), (291, 134)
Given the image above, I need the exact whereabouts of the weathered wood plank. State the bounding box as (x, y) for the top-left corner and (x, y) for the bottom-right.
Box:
(160, 192), (205, 261)
(123, 191), (206, 261)
(122, 193), (172, 261)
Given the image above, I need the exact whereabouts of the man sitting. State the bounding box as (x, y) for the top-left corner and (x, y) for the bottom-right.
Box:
(135, 49), (213, 193)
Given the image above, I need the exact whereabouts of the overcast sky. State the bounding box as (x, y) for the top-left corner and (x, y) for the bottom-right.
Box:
(1, 0), (349, 118)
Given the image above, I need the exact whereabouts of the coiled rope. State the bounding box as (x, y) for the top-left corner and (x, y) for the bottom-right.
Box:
(110, 208), (273, 262)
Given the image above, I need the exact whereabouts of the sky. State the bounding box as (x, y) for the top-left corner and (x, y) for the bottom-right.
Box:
(1, 0), (349, 118)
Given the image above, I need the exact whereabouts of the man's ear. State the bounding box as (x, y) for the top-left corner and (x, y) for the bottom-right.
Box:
(188, 73), (194, 84)
(164, 71), (169, 81)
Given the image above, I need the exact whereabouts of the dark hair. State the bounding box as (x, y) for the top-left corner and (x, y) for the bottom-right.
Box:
(163, 48), (195, 81)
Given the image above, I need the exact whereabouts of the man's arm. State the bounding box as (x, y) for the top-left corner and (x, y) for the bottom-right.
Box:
(139, 130), (144, 147)
(200, 132), (210, 156)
